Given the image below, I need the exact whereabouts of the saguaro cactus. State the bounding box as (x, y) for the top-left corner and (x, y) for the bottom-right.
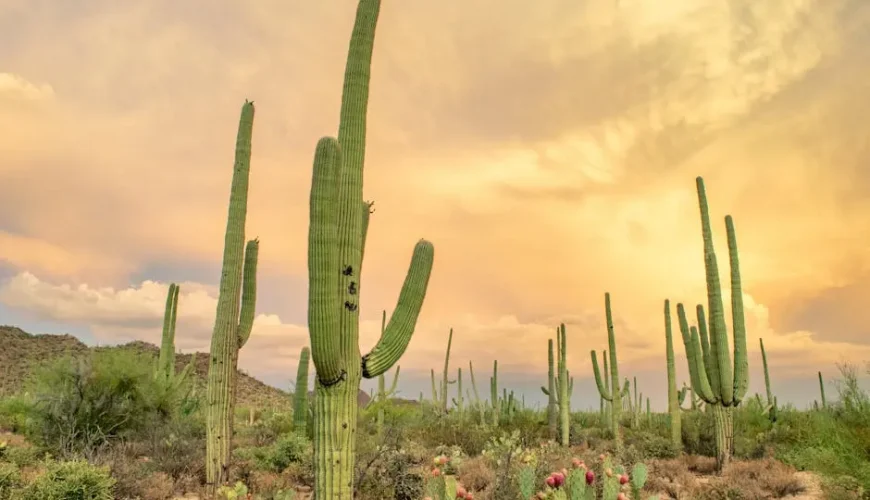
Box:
(543, 338), (558, 440)
(205, 101), (260, 490)
(490, 360), (500, 426)
(305, 2), (435, 497)
(759, 338), (777, 421)
(592, 292), (625, 448)
(663, 299), (681, 448)
(677, 176), (748, 471)
(556, 324), (571, 445)
(818, 371), (827, 409)
(293, 347), (311, 435)
(157, 283), (180, 379)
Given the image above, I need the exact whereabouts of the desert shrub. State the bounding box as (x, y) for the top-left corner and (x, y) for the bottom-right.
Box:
(236, 433), (311, 474)
(0, 461), (21, 500)
(26, 350), (192, 459)
(625, 431), (680, 459)
(21, 459), (115, 499)
(0, 395), (34, 434)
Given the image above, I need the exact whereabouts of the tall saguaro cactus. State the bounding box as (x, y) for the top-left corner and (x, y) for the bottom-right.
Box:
(205, 101), (260, 490)
(306, 2), (435, 497)
(556, 324), (571, 445)
(592, 292), (624, 448)
(293, 347), (311, 435)
(544, 338), (558, 440)
(759, 338), (777, 421)
(490, 360), (500, 426)
(677, 176), (748, 471)
(663, 299), (681, 449)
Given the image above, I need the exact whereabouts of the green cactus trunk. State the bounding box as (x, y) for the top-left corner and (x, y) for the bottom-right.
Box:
(293, 347), (311, 435)
(591, 292), (623, 448)
(305, 2), (434, 497)
(468, 361), (486, 424)
(490, 360), (500, 426)
(557, 324), (570, 446)
(546, 338), (558, 440)
(677, 177), (748, 471)
(818, 371), (827, 409)
(441, 328), (454, 413)
(157, 283), (180, 379)
(664, 299), (681, 448)
(205, 101), (260, 491)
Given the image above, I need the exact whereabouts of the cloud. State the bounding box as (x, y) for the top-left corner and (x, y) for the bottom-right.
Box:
(0, 73), (54, 102)
(3, 271), (869, 409)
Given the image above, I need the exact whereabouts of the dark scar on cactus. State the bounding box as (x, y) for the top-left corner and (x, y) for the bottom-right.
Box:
(344, 301), (358, 312)
(361, 354), (373, 378)
(342, 265), (353, 276)
(348, 281), (357, 295)
(319, 369), (347, 388)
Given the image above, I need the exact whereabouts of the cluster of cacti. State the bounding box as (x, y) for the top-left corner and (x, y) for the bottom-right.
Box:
(292, 346), (311, 435)
(304, 0), (435, 496)
(758, 338), (778, 422)
(623, 376), (644, 429)
(592, 293), (627, 448)
(541, 325), (573, 445)
(431, 328), (456, 413)
(675, 177), (748, 471)
(205, 101), (260, 492)
(423, 454), (473, 500)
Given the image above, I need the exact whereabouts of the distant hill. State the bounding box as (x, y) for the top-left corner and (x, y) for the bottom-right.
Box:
(0, 325), (410, 409)
(0, 325), (293, 409)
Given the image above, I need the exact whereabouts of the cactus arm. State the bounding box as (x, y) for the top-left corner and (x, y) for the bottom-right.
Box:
(440, 328), (454, 411)
(360, 240), (434, 377)
(468, 361), (481, 401)
(664, 299), (681, 445)
(695, 304), (717, 395)
(818, 371), (827, 408)
(726, 215), (748, 402)
(431, 369), (438, 401)
(696, 177), (734, 404)
(591, 350), (613, 401)
(605, 294), (621, 416)
(237, 239), (259, 348)
(541, 386), (550, 395)
(307, 137), (343, 384)
(677, 303), (717, 403)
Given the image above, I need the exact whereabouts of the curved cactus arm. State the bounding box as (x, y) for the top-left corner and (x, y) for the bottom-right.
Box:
(430, 369), (438, 401)
(677, 303), (717, 403)
(541, 386), (550, 396)
(568, 376), (574, 394)
(726, 215), (748, 403)
(591, 350), (613, 401)
(361, 240), (434, 378)
(760, 338), (774, 405)
(696, 177), (734, 404)
(307, 137), (343, 384)
(237, 239), (259, 348)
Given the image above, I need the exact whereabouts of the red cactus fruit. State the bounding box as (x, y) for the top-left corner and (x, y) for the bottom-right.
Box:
(619, 474), (629, 485)
(599, 454), (606, 461)
(553, 472), (565, 487)
(431, 468), (441, 477)
(456, 485), (467, 498)
(466, 494), (474, 500)
(545, 475), (556, 488)
(585, 470), (595, 485)
(617, 494), (627, 500)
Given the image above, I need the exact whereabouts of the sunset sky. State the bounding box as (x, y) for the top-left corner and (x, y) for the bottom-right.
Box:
(2, 0), (869, 410)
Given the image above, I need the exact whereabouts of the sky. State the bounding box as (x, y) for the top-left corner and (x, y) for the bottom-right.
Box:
(1, 0), (869, 411)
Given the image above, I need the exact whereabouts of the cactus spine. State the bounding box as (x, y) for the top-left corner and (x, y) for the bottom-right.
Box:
(677, 176), (748, 471)
(664, 299), (681, 448)
(591, 292), (624, 447)
(293, 347), (311, 435)
(305, 2), (435, 497)
(205, 101), (260, 490)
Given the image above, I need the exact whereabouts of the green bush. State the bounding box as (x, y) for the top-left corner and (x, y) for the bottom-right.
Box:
(0, 462), (21, 500)
(26, 350), (191, 458)
(21, 459), (115, 500)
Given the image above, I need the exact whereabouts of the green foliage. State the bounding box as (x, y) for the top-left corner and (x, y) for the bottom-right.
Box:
(21, 459), (115, 500)
(26, 349), (191, 458)
(0, 461), (21, 500)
